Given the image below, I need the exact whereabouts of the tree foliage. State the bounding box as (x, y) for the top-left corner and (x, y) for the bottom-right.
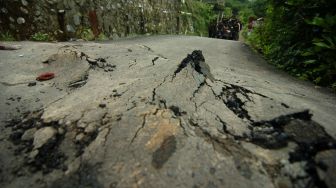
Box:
(182, 0), (217, 36)
(183, 0), (253, 35)
(247, 0), (336, 90)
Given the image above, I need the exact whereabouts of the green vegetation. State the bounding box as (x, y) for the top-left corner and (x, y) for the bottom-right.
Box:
(182, 0), (251, 35)
(97, 33), (108, 41)
(186, 0), (336, 90)
(78, 28), (95, 41)
(77, 28), (108, 41)
(182, 0), (217, 36)
(225, 0), (251, 22)
(246, 0), (336, 90)
(30, 28), (107, 41)
(31, 32), (50, 41)
(223, 7), (233, 18)
(0, 31), (15, 41)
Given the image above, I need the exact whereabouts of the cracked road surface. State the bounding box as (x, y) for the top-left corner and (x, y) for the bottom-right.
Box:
(1, 36), (336, 188)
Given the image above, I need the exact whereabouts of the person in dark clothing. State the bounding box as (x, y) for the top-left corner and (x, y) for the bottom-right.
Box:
(208, 17), (242, 40)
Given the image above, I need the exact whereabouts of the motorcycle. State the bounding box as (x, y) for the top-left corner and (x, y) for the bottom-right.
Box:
(222, 26), (233, 40)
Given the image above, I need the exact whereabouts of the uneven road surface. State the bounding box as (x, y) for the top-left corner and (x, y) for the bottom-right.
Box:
(1, 36), (336, 188)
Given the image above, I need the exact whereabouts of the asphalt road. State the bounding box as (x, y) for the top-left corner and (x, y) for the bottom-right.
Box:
(0, 36), (335, 188)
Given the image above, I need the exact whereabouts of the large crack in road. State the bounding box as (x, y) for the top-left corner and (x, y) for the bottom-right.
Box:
(1, 38), (335, 188)
(151, 50), (336, 188)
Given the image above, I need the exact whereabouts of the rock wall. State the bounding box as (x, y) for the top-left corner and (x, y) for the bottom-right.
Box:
(0, 0), (190, 40)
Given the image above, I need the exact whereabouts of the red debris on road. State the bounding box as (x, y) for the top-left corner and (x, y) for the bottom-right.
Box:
(36, 72), (55, 81)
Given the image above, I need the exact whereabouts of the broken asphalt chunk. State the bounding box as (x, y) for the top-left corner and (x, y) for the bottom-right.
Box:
(33, 127), (57, 149)
(173, 50), (215, 81)
(28, 82), (37, 87)
(86, 57), (98, 65)
(99, 103), (106, 108)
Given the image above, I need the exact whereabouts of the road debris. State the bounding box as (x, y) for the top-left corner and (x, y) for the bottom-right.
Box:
(36, 72), (55, 81)
(0, 44), (22, 50)
(28, 82), (37, 87)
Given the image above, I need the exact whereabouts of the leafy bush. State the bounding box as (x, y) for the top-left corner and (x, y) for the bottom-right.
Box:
(79, 28), (95, 41)
(0, 31), (15, 41)
(31, 32), (50, 41)
(97, 33), (108, 41)
(223, 7), (233, 18)
(247, 0), (336, 91)
(182, 0), (216, 36)
(238, 7), (255, 24)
